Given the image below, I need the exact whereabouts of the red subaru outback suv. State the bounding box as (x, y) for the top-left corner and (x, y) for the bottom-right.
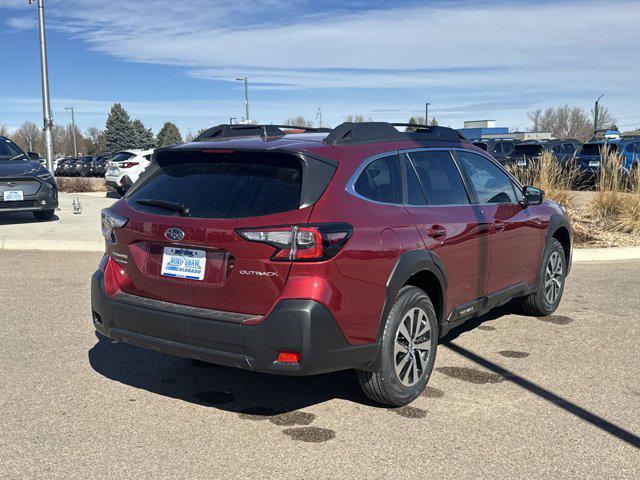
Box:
(92, 122), (571, 406)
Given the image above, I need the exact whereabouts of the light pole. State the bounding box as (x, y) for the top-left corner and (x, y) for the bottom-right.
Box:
(594, 94), (604, 134)
(425, 102), (431, 125)
(236, 77), (249, 122)
(31, 0), (54, 174)
(65, 106), (77, 156)
(229, 117), (237, 125)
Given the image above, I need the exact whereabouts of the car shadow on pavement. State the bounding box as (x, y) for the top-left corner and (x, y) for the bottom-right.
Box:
(0, 211), (59, 224)
(88, 331), (377, 414)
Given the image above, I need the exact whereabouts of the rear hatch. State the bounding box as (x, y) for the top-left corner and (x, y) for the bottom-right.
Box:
(106, 152), (135, 176)
(578, 143), (617, 168)
(105, 147), (335, 315)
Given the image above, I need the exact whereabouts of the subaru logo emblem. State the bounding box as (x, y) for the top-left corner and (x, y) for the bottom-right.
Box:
(165, 228), (185, 241)
(7, 182), (16, 187)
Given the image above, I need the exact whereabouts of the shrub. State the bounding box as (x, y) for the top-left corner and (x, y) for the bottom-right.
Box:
(507, 150), (579, 209)
(613, 165), (640, 234)
(588, 144), (626, 221)
(56, 177), (106, 193)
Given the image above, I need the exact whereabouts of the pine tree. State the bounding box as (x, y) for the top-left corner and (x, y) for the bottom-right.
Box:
(156, 122), (183, 147)
(104, 103), (135, 152)
(131, 119), (156, 149)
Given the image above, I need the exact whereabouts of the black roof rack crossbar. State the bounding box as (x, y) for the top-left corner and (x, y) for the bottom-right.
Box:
(323, 122), (467, 145)
(194, 124), (332, 141)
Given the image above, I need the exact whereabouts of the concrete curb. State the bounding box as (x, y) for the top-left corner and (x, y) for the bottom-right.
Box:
(0, 238), (103, 252)
(572, 246), (640, 263)
(1, 236), (639, 261)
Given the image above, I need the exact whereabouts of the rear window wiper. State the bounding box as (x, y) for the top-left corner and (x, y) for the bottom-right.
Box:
(135, 199), (191, 216)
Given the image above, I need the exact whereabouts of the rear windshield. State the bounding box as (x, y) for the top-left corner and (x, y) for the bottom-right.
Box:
(513, 144), (543, 156)
(128, 152), (302, 219)
(111, 152), (135, 162)
(581, 143), (617, 155)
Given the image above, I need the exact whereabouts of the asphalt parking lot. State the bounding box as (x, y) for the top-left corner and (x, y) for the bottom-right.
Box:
(1, 250), (638, 479)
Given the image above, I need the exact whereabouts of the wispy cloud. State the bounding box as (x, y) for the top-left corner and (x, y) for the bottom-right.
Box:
(6, 0), (639, 93)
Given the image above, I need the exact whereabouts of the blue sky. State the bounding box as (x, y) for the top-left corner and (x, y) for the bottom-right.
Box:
(1, 0), (639, 137)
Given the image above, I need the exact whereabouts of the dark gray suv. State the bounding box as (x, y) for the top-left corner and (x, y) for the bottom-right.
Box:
(0, 136), (58, 220)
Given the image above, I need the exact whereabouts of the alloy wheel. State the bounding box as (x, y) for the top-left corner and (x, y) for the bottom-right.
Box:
(393, 307), (431, 387)
(544, 251), (563, 304)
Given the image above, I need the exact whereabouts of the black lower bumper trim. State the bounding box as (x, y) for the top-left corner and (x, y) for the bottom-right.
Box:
(91, 269), (377, 375)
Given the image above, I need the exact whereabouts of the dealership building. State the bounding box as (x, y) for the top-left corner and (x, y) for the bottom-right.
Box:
(458, 120), (553, 141)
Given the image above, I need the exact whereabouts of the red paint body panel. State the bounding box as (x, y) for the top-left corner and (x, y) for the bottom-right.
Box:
(100, 134), (569, 350)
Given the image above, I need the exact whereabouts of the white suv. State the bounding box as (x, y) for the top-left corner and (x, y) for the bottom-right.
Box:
(105, 149), (154, 196)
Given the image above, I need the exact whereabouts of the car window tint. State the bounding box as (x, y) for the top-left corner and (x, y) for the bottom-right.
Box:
(564, 143), (575, 154)
(0, 139), (23, 157)
(552, 145), (564, 153)
(128, 154), (302, 219)
(404, 156), (427, 205)
(354, 154), (402, 204)
(502, 142), (515, 154)
(407, 151), (469, 205)
(493, 142), (503, 154)
(456, 151), (517, 204)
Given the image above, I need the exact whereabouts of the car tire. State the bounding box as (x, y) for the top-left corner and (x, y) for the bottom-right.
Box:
(115, 187), (126, 197)
(358, 286), (438, 406)
(33, 209), (55, 221)
(521, 238), (566, 316)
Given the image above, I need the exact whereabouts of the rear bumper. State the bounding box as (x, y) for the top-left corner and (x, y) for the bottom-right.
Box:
(91, 268), (377, 376)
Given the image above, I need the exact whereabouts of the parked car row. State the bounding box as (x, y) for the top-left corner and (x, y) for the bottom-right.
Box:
(472, 136), (640, 183)
(55, 155), (111, 177)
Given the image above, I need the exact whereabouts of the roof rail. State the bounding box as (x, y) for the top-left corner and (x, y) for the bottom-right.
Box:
(194, 124), (330, 141)
(323, 122), (466, 145)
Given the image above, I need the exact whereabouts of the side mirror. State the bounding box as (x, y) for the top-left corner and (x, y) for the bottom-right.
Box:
(522, 186), (544, 206)
(27, 151), (40, 160)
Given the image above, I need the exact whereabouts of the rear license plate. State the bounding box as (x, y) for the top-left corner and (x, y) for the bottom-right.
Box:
(589, 160), (600, 167)
(516, 159), (527, 166)
(161, 247), (206, 281)
(3, 191), (24, 201)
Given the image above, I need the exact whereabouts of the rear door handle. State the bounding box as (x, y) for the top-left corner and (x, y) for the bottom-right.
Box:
(492, 220), (506, 232)
(427, 225), (447, 239)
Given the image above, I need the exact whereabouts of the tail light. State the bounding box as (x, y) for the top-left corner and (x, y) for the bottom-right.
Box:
(119, 161), (139, 168)
(102, 256), (133, 298)
(101, 208), (128, 244)
(237, 223), (352, 261)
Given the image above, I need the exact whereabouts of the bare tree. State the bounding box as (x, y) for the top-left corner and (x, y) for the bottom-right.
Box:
(0, 124), (10, 137)
(345, 115), (373, 123)
(528, 105), (617, 142)
(284, 116), (315, 128)
(13, 121), (43, 153)
(84, 127), (106, 155)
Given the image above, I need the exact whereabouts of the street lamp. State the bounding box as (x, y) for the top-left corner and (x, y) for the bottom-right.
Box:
(235, 77), (249, 122)
(594, 94), (604, 133)
(65, 106), (77, 156)
(30, 0), (54, 174)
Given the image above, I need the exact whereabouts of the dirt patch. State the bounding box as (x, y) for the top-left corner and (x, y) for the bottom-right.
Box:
(477, 325), (496, 331)
(436, 366), (505, 384)
(498, 350), (530, 358)
(282, 427), (335, 443)
(422, 386), (445, 398)
(395, 406), (427, 418)
(269, 411), (315, 427)
(538, 315), (574, 325)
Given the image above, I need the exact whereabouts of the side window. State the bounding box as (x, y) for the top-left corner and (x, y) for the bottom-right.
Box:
(564, 143), (575, 154)
(407, 151), (469, 205)
(404, 156), (427, 205)
(552, 144), (564, 154)
(354, 154), (402, 204)
(456, 151), (517, 204)
(492, 142), (503, 154)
